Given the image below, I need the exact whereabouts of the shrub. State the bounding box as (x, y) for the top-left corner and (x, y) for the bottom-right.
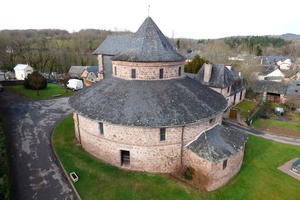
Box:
(24, 71), (47, 96)
(184, 54), (208, 74)
(183, 166), (194, 180)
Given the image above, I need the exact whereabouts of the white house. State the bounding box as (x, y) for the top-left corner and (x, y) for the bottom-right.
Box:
(277, 59), (292, 70)
(258, 68), (285, 82)
(14, 64), (33, 80)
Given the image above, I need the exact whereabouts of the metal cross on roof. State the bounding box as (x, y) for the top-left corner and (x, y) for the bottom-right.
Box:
(148, 5), (150, 17)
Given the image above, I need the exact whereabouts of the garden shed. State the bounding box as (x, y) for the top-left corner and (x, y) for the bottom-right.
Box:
(14, 64), (33, 80)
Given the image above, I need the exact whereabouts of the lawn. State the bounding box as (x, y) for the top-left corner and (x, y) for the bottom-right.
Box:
(53, 115), (300, 200)
(7, 83), (74, 100)
(0, 118), (9, 200)
(233, 100), (257, 117)
(252, 119), (300, 138)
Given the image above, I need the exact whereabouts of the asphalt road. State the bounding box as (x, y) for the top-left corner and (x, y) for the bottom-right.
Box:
(223, 119), (300, 146)
(0, 90), (78, 200)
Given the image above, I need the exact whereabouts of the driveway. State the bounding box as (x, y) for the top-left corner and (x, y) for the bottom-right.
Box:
(0, 90), (78, 200)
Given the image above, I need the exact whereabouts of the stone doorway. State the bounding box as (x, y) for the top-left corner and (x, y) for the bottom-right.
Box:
(121, 150), (130, 166)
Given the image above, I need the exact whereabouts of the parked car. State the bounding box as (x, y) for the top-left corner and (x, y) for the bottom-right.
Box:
(0, 84), (3, 92)
(66, 79), (83, 90)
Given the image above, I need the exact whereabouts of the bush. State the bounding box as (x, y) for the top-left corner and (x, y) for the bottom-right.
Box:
(245, 88), (258, 99)
(24, 71), (47, 90)
(184, 54), (208, 74)
(183, 166), (194, 180)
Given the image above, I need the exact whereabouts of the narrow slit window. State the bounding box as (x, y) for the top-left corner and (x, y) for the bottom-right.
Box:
(99, 122), (104, 135)
(131, 69), (136, 79)
(115, 66), (117, 75)
(227, 87), (230, 93)
(178, 67), (182, 76)
(240, 91), (243, 100)
(160, 128), (166, 141)
(159, 68), (164, 79)
(223, 159), (228, 170)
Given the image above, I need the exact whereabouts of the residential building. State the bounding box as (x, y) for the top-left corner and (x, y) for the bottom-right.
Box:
(13, 64), (33, 80)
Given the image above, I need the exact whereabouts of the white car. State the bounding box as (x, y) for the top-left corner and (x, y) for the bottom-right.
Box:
(66, 79), (83, 90)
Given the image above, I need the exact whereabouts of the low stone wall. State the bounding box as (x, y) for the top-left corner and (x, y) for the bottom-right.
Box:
(112, 61), (185, 80)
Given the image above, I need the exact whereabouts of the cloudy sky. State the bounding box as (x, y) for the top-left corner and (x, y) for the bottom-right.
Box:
(1, 0), (300, 39)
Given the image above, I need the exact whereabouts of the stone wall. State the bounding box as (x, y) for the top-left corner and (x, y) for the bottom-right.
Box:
(207, 148), (245, 191)
(183, 147), (245, 191)
(111, 60), (185, 80)
(73, 113), (222, 173)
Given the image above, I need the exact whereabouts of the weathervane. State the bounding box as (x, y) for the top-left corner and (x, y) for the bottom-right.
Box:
(148, 4), (150, 17)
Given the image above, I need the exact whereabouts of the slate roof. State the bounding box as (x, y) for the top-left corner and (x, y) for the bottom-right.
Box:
(68, 66), (85, 77)
(86, 66), (98, 74)
(259, 65), (278, 76)
(286, 80), (300, 96)
(111, 17), (185, 62)
(260, 56), (293, 65)
(69, 77), (227, 127)
(93, 34), (132, 55)
(252, 80), (288, 95)
(196, 64), (237, 88)
(187, 125), (248, 163)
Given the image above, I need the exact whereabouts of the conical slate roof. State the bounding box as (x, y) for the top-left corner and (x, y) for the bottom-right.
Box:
(111, 17), (185, 62)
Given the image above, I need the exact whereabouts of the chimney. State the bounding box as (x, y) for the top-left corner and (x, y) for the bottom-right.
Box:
(203, 63), (212, 82)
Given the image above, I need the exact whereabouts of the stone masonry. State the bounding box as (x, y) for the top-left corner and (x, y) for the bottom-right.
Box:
(112, 60), (185, 80)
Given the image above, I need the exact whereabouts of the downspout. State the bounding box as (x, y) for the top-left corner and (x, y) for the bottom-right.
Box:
(76, 113), (82, 145)
(180, 126), (185, 166)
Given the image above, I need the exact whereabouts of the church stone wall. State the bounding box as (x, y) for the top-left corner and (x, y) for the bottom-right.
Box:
(182, 147), (245, 191)
(112, 61), (185, 80)
(73, 113), (222, 173)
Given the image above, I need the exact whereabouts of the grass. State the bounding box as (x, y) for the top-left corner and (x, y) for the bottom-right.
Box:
(0, 118), (10, 200)
(252, 119), (300, 137)
(7, 83), (74, 100)
(53, 115), (300, 200)
(233, 100), (257, 117)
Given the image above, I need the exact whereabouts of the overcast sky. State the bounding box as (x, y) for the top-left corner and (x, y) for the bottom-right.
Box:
(1, 0), (300, 39)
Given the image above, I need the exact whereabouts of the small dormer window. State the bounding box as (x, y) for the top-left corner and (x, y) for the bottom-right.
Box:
(227, 87), (230, 93)
(209, 118), (215, 124)
(131, 69), (136, 79)
(159, 68), (164, 79)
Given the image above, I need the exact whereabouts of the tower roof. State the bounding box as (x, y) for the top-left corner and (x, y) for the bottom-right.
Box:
(111, 17), (185, 62)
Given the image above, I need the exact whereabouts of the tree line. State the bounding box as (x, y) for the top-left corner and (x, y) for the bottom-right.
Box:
(0, 29), (130, 73)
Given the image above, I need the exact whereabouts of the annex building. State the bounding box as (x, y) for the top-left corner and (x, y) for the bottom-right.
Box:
(69, 17), (247, 191)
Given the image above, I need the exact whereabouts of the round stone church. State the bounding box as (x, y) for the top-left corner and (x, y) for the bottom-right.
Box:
(69, 17), (247, 191)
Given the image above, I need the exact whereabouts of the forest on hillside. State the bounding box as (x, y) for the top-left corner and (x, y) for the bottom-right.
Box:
(0, 29), (130, 73)
(0, 28), (299, 75)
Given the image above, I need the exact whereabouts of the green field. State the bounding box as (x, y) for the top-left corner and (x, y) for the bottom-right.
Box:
(7, 83), (74, 100)
(233, 100), (257, 117)
(252, 119), (300, 138)
(53, 115), (300, 200)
